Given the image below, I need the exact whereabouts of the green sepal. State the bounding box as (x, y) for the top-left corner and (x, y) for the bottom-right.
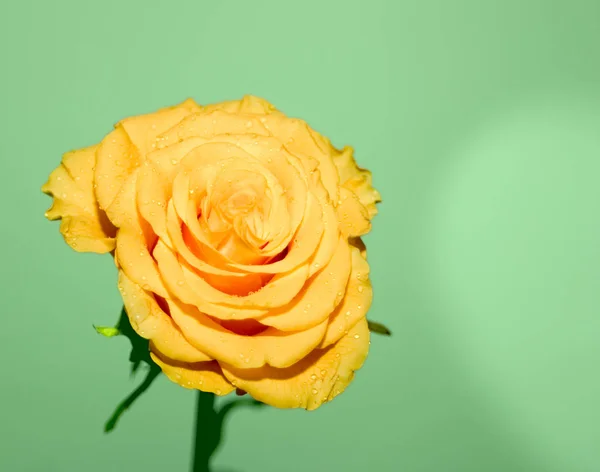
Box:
(93, 325), (120, 338)
(368, 320), (392, 336)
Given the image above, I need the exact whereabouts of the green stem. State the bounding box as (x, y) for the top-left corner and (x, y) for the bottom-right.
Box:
(192, 391), (220, 472)
(191, 390), (267, 471)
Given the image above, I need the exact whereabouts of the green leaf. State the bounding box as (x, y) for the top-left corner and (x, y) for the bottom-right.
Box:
(368, 320), (392, 336)
(96, 307), (160, 432)
(93, 325), (121, 337)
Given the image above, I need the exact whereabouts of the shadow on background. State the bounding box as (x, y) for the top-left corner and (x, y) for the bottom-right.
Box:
(192, 391), (266, 472)
(101, 308), (265, 472)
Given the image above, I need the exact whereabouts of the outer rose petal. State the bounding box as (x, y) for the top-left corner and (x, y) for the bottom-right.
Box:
(319, 244), (373, 348)
(337, 187), (371, 238)
(116, 225), (170, 298)
(260, 113), (341, 203)
(202, 95), (276, 115)
(150, 353), (234, 396)
(95, 99), (201, 226)
(42, 146), (116, 253)
(121, 99), (200, 156)
(94, 127), (139, 228)
(157, 110), (269, 146)
(118, 271), (211, 363)
(221, 318), (370, 410)
(332, 146), (381, 220)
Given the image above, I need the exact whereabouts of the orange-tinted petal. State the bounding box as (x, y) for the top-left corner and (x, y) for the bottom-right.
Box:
(221, 318), (369, 410)
(153, 240), (268, 319)
(225, 192), (323, 274)
(169, 299), (328, 369)
(165, 197), (249, 278)
(42, 145), (116, 253)
(258, 238), (351, 331)
(150, 352), (234, 395)
(180, 258), (309, 310)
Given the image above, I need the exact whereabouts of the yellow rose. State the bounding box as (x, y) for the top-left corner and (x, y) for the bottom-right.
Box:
(43, 96), (381, 409)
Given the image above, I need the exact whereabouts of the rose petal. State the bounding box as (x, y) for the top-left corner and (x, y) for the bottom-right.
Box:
(221, 318), (369, 410)
(116, 226), (169, 298)
(201, 95), (276, 115)
(209, 135), (309, 256)
(42, 145), (116, 253)
(258, 237), (351, 331)
(157, 110), (269, 148)
(153, 241), (268, 319)
(121, 98), (201, 156)
(150, 352), (234, 395)
(223, 192), (324, 274)
(118, 270), (211, 363)
(166, 197), (251, 278)
(337, 187), (372, 238)
(96, 99), (200, 230)
(105, 167), (139, 229)
(94, 126), (140, 224)
(319, 245), (373, 348)
(261, 113), (340, 203)
(181, 257), (309, 310)
(332, 146), (381, 220)
(307, 188), (339, 278)
(169, 299), (328, 369)
(136, 137), (207, 247)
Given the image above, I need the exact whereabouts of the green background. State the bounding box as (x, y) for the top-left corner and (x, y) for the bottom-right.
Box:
(2, 0), (600, 471)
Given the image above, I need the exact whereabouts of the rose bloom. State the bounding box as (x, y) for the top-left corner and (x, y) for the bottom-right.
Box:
(43, 96), (380, 409)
